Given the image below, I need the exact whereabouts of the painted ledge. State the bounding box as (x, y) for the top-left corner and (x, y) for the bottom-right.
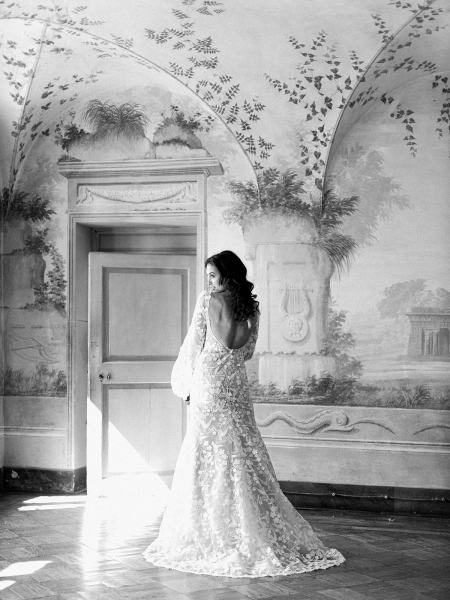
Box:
(57, 157), (224, 179)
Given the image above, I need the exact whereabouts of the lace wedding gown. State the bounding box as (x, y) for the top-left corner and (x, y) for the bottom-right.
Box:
(143, 291), (345, 577)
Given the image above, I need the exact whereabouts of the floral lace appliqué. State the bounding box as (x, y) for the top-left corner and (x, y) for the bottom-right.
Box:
(144, 291), (345, 577)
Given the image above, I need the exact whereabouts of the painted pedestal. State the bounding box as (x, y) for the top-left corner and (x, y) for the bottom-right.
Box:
(243, 213), (335, 391)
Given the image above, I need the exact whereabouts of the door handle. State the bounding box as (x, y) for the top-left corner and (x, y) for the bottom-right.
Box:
(98, 372), (112, 382)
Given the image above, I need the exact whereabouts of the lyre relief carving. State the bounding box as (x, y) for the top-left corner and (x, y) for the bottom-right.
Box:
(279, 282), (311, 342)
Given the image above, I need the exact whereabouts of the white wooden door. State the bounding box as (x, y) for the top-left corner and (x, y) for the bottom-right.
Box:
(87, 252), (196, 494)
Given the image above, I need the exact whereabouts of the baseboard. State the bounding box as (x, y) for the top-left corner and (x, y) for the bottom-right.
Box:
(3, 466), (86, 494)
(2, 470), (448, 515)
(280, 481), (450, 517)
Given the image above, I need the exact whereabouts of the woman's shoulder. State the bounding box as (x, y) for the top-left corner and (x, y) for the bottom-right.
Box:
(194, 290), (210, 312)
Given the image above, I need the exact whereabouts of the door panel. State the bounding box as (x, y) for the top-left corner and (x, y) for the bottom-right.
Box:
(88, 252), (196, 493)
(106, 386), (183, 474)
(104, 268), (186, 360)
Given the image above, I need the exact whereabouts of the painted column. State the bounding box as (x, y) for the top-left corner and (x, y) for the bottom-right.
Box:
(243, 213), (335, 391)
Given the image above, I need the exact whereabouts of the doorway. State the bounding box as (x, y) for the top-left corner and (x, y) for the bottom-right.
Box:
(69, 217), (201, 495)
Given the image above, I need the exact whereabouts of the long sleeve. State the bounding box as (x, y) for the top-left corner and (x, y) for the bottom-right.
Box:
(243, 312), (260, 361)
(171, 290), (207, 399)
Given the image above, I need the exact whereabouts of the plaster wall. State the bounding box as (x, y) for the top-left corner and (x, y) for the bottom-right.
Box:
(255, 404), (450, 489)
(2, 396), (67, 469)
(0, 0), (448, 497)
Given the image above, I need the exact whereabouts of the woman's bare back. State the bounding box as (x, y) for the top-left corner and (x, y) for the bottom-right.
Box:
(209, 292), (255, 350)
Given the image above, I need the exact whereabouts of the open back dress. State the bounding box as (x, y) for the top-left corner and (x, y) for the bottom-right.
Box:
(143, 290), (345, 577)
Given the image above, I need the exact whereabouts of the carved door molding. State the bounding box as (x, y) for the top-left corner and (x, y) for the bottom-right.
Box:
(58, 156), (223, 485)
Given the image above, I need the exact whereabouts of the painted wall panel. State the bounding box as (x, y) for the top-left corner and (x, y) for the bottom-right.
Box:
(0, 1), (448, 493)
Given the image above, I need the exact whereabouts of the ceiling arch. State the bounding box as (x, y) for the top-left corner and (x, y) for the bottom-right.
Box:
(0, 15), (252, 194)
(325, 0), (449, 182)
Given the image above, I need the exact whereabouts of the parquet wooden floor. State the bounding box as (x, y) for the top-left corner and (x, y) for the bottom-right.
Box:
(0, 482), (449, 600)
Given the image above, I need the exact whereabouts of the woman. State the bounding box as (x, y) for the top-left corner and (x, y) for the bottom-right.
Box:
(143, 250), (344, 577)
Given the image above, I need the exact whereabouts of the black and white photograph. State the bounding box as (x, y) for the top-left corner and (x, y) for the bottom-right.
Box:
(0, 0), (449, 598)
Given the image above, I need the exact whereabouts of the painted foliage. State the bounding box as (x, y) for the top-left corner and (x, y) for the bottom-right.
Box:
(0, 0), (448, 409)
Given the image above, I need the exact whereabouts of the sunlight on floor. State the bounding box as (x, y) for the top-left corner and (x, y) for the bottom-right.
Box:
(79, 472), (169, 559)
(97, 471), (171, 501)
(9, 474), (170, 577)
(18, 495), (87, 512)
(19, 503), (87, 511)
(22, 496), (87, 505)
(0, 580), (15, 591)
(0, 560), (52, 577)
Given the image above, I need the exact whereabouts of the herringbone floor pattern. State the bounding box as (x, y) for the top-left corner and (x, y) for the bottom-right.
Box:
(0, 486), (449, 599)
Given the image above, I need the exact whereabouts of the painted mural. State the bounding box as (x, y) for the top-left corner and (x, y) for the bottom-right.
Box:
(0, 0), (448, 412)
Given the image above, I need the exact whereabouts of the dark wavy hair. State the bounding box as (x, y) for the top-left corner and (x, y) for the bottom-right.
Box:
(205, 250), (259, 321)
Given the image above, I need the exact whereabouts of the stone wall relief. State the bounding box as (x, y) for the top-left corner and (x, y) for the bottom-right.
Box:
(265, 258), (326, 355)
(279, 281), (311, 343)
(256, 409), (396, 436)
(255, 405), (450, 443)
(3, 310), (68, 397)
(253, 247), (335, 392)
(75, 181), (198, 211)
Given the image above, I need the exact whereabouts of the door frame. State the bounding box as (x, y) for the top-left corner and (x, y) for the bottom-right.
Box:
(67, 211), (205, 490)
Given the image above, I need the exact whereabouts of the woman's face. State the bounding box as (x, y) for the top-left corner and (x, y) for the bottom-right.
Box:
(206, 263), (225, 292)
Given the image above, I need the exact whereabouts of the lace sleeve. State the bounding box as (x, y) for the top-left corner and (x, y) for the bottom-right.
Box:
(243, 312), (260, 361)
(171, 291), (207, 399)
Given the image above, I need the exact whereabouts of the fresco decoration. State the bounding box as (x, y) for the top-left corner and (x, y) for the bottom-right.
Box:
(344, 2), (448, 159)
(55, 100), (152, 161)
(0, 2), (187, 199)
(346, 280), (450, 409)
(266, 0), (447, 194)
(323, 140), (450, 410)
(137, 1), (448, 179)
(255, 409), (397, 436)
(222, 1), (449, 409)
(1, 7), (106, 198)
(0, 183), (67, 396)
(0, 0), (448, 410)
(223, 169), (358, 274)
(0, 188), (65, 312)
(141, 0), (273, 168)
(0, 1), (446, 184)
(265, 31), (365, 194)
(0, 2), (228, 398)
(0, 0), (240, 398)
(248, 298), (363, 407)
(3, 364), (67, 397)
(327, 145), (410, 248)
(54, 99), (215, 162)
(323, 6), (450, 408)
(153, 105), (214, 147)
(0, 1), (105, 27)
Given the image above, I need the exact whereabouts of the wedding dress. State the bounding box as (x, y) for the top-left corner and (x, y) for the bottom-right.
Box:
(143, 290), (345, 577)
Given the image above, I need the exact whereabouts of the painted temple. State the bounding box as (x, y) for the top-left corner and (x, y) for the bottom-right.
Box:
(406, 307), (450, 359)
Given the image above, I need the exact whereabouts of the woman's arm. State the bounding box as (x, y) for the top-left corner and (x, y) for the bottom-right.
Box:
(243, 312), (259, 361)
(170, 291), (207, 399)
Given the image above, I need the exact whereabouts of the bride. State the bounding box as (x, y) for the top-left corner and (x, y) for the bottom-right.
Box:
(143, 250), (345, 577)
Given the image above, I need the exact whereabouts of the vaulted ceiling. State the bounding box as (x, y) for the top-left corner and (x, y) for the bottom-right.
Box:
(0, 0), (448, 195)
